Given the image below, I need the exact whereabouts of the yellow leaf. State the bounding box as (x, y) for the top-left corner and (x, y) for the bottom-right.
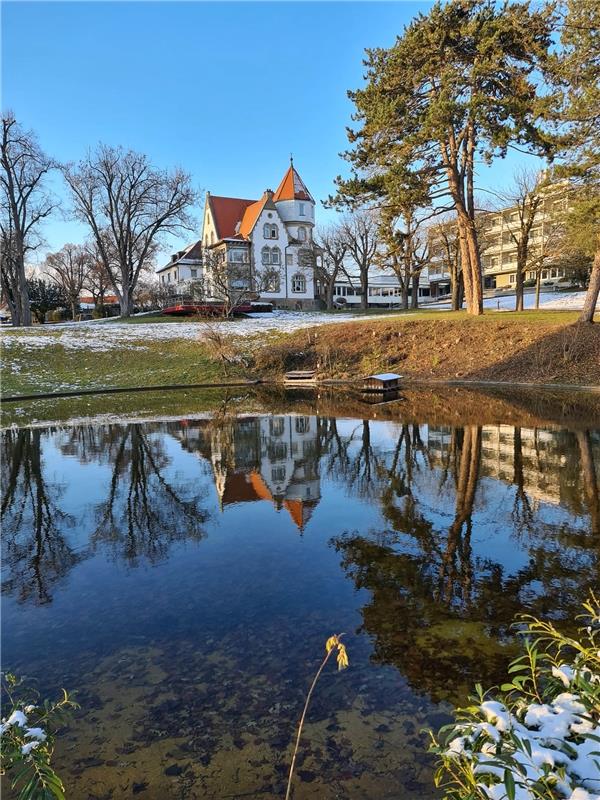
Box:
(325, 635), (338, 654)
(337, 644), (349, 670)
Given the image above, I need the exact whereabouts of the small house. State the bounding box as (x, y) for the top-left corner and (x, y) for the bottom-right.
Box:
(363, 372), (402, 393)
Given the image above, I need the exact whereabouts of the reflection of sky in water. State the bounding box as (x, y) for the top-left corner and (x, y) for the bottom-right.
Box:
(1, 413), (598, 799)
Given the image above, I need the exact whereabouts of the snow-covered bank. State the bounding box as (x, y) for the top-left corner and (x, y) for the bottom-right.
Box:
(0, 310), (382, 351)
(430, 290), (593, 312)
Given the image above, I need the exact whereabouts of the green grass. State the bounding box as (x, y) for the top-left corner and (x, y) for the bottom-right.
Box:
(1, 337), (237, 397)
(1, 308), (593, 400)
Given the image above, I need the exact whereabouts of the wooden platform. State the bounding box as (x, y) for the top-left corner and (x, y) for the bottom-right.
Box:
(284, 370), (317, 387)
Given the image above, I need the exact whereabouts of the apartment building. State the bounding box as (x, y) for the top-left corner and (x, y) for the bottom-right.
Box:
(427, 182), (571, 295)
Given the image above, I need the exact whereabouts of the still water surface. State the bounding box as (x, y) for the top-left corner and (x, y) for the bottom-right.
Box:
(2, 399), (598, 798)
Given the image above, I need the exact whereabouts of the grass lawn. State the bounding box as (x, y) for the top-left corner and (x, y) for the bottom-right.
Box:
(1, 308), (597, 399)
(1, 337), (238, 397)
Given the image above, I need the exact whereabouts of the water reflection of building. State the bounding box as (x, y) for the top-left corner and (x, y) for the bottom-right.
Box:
(176, 416), (321, 531)
(427, 424), (580, 507)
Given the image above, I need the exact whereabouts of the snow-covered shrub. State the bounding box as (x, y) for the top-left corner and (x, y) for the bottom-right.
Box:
(430, 595), (600, 800)
(0, 673), (78, 800)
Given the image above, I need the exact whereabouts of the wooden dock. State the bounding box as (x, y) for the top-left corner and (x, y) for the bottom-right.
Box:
(284, 370), (317, 387)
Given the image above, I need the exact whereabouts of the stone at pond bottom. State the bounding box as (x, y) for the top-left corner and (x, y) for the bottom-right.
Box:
(164, 763), (183, 776)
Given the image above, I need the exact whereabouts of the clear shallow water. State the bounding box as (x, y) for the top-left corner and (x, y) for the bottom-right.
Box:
(2, 402), (598, 799)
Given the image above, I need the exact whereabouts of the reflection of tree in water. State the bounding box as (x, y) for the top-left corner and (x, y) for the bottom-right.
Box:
(332, 421), (599, 703)
(91, 424), (208, 564)
(1, 429), (81, 605)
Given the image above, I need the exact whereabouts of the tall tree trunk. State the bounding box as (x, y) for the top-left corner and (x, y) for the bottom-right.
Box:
(464, 219), (483, 315)
(456, 215), (474, 314)
(401, 282), (409, 310)
(120, 282), (133, 318)
(325, 282), (334, 311)
(515, 260), (524, 312)
(579, 249), (600, 323)
(410, 276), (419, 309)
(451, 271), (464, 311)
(535, 270), (541, 309)
(360, 270), (368, 312)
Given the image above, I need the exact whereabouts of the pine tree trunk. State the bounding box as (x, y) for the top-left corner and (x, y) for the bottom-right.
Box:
(465, 220), (483, 315)
(456, 217), (474, 314)
(579, 249), (600, 323)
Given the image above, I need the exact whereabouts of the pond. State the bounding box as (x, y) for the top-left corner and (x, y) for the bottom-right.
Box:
(2, 388), (599, 799)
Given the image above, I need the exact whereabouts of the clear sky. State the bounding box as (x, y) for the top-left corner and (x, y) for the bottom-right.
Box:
(2, 0), (539, 267)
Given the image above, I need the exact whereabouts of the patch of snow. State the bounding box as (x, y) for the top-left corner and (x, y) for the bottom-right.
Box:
(0, 310), (377, 352)
(446, 667), (600, 800)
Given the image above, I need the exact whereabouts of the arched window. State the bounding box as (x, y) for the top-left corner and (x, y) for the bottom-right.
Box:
(291, 272), (306, 293)
(297, 226), (306, 242)
(263, 269), (281, 293)
(263, 223), (278, 239)
(261, 246), (270, 265)
(271, 247), (281, 265)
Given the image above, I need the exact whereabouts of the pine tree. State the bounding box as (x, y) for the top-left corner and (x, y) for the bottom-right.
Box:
(335, 0), (557, 315)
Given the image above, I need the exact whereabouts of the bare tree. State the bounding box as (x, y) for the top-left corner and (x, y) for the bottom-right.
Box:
(314, 223), (348, 310)
(339, 210), (379, 312)
(44, 243), (92, 320)
(0, 113), (57, 326)
(62, 144), (197, 317)
(429, 214), (463, 311)
(84, 244), (113, 314)
(493, 169), (548, 312)
(202, 246), (285, 317)
(377, 206), (429, 310)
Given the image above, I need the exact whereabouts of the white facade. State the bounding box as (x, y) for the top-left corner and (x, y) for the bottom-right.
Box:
(201, 163), (319, 309)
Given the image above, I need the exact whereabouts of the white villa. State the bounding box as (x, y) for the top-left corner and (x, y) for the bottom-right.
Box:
(157, 161), (319, 310)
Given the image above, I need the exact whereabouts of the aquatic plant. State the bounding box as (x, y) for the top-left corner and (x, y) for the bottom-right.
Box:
(285, 633), (349, 800)
(0, 673), (78, 800)
(430, 595), (600, 800)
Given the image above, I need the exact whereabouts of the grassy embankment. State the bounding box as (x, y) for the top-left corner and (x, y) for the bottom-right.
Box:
(1, 309), (599, 399)
(250, 310), (600, 387)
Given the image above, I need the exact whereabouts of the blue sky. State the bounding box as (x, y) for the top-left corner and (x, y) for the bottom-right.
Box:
(2, 1), (539, 266)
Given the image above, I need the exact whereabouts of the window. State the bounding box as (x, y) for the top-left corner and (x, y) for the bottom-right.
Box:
(271, 466), (286, 483)
(264, 270), (281, 293)
(299, 203), (305, 216)
(190, 269), (198, 278)
(286, 253), (293, 266)
(262, 246), (270, 265)
(295, 416), (310, 434)
(297, 226), (306, 242)
(269, 417), (285, 437)
(291, 272), (306, 293)
(263, 223), (278, 239)
(509, 273), (516, 284)
(271, 247), (281, 265)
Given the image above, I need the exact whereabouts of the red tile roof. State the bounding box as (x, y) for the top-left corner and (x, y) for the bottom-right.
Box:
(273, 165), (314, 202)
(239, 198), (266, 238)
(208, 195), (257, 240)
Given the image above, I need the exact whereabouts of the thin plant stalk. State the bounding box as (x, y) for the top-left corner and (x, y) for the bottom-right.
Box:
(285, 634), (348, 800)
(284, 648), (335, 800)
